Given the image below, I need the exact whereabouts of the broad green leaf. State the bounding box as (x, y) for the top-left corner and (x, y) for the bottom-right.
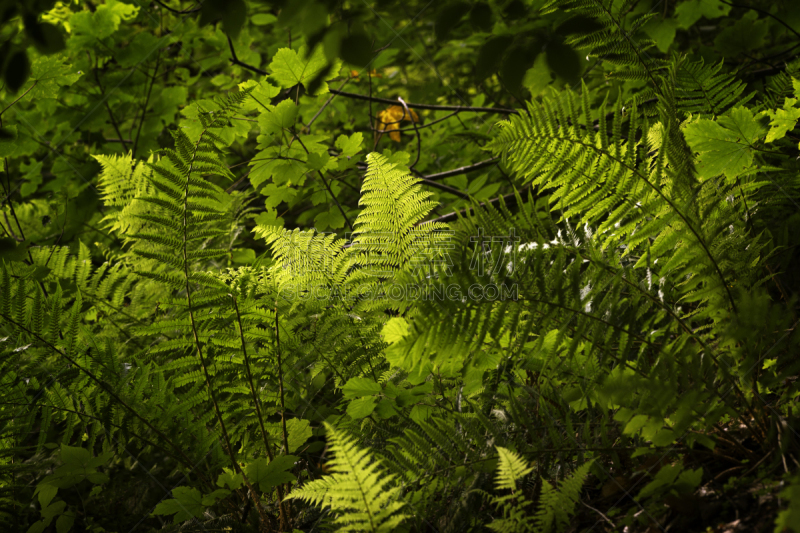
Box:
(347, 396), (378, 419)
(201, 489), (231, 506)
(762, 99), (800, 143)
(39, 445), (111, 488)
(623, 414), (649, 435)
(335, 132), (363, 157)
(674, 0), (730, 29)
(262, 183), (298, 208)
(501, 43), (537, 92)
(152, 486), (204, 523)
(652, 428), (676, 447)
(27, 501), (66, 533)
(244, 455), (298, 491)
(306, 151), (331, 171)
(35, 483), (58, 509)
(28, 55), (83, 99)
(314, 208), (345, 231)
(252, 13), (277, 26)
(55, 512), (74, 533)
(269, 46), (336, 94)
(381, 317), (409, 344)
(116, 32), (161, 68)
(254, 208), (284, 228)
(69, 0), (139, 40)
(409, 403), (433, 423)
(258, 99), (299, 137)
(523, 53), (553, 97)
(683, 106), (766, 179)
(238, 79), (281, 112)
(231, 248), (256, 263)
(286, 418), (313, 452)
(216, 469), (244, 490)
(775, 482), (800, 533)
(637, 464), (682, 499)
(375, 398), (398, 419)
(714, 11), (769, 57)
(643, 19), (679, 53)
(342, 377), (382, 398)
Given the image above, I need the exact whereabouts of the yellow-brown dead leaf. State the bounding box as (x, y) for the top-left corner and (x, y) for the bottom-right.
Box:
(376, 105), (420, 142)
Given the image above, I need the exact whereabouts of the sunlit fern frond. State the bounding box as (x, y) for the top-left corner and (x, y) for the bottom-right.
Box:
(287, 422), (409, 533)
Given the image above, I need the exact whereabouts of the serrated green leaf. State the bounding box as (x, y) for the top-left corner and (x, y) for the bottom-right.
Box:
(152, 486), (204, 523)
(245, 455), (298, 491)
(335, 132), (363, 157)
(216, 469), (244, 490)
(763, 99), (800, 143)
(674, 0), (730, 29)
(28, 55), (83, 99)
(684, 106), (766, 179)
(269, 46), (337, 94)
(286, 418), (312, 452)
(201, 488), (231, 506)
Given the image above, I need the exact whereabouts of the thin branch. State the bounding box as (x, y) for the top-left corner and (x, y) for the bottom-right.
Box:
(0, 81), (37, 118)
(92, 54), (131, 149)
(306, 78), (350, 130)
(228, 36), (268, 75)
(152, 0), (201, 14)
(132, 51), (161, 158)
(410, 170), (471, 198)
(294, 134), (355, 232)
(422, 158), (499, 181)
(231, 295), (289, 529)
(417, 186), (532, 226)
(329, 89), (519, 114)
(398, 97), (422, 169)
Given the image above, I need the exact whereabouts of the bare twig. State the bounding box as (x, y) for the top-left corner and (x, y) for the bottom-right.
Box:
(0, 81), (37, 118)
(227, 36), (268, 75)
(423, 158), (499, 181)
(132, 51), (161, 158)
(398, 97), (422, 169)
(417, 186), (533, 225)
(329, 89), (519, 114)
(294, 134), (355, 232)
(152, 0), (201, 14)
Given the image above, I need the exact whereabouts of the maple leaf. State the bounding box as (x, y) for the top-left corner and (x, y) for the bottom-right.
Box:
(376, 105), (420, 142)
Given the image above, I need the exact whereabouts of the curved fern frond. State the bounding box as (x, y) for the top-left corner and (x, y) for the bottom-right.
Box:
(287, 423), (410, 533)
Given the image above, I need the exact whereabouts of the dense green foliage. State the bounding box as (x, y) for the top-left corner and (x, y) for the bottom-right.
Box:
(2, 0), (800, 531)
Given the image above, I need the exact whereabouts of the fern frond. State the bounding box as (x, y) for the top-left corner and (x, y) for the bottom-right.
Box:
(495, 447), (534, 491)
(287, 423), (409, 533)
(535, 460), (594, 533)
